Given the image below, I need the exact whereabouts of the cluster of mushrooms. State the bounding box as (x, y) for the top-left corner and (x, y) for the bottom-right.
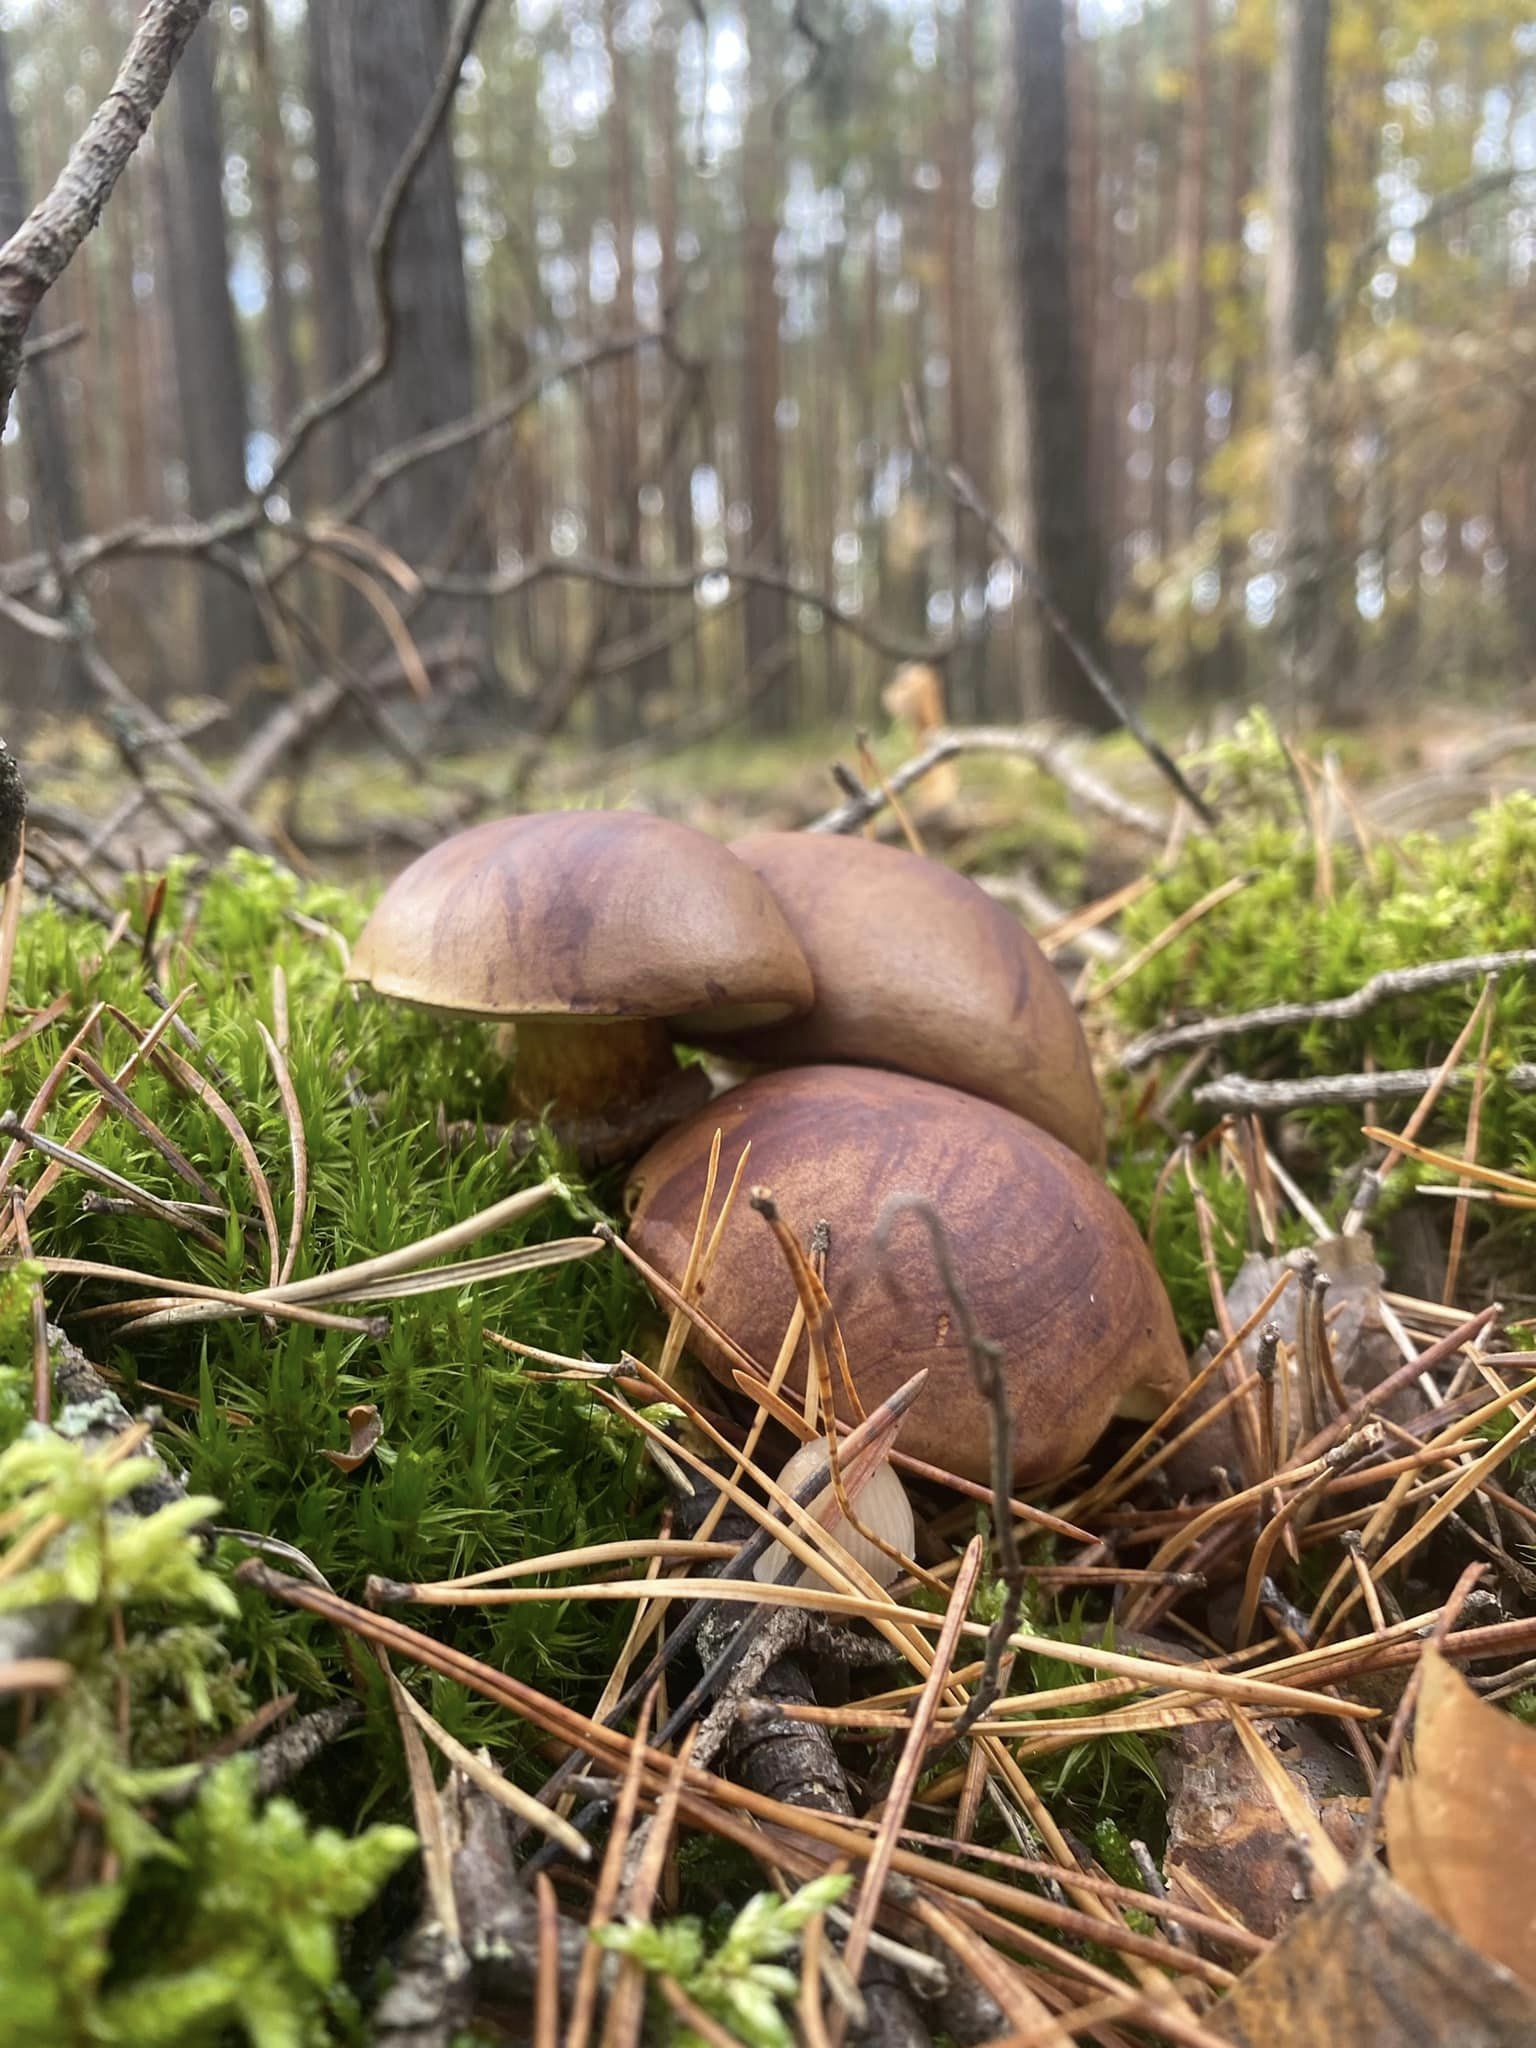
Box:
(349, 809), (1187, 1510)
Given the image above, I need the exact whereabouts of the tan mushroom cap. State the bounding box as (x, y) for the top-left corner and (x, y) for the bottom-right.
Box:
(699, 832), (1105, 1164)
(627, 1065), (1186, 1486)
(347, 811), (815, 1030)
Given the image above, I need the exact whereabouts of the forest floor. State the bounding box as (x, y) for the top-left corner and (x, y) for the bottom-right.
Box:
(6, 704), (1536, 2045)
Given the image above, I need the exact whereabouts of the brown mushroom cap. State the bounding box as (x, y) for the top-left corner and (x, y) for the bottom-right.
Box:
(347, 811), (814, 1031)
(627, 1065), (1186, 1485)
(696, 832), (1104, 1164)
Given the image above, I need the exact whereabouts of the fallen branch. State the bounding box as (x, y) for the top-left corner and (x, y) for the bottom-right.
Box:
(1123, 948), (1536, 1070)
(0, 0), (210, 422)
(1192, 1064), (1536, 1115)
(806, 725), (1167, 838)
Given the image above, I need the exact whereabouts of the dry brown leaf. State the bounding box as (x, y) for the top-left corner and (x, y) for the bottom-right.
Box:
(1385, 1646), (1536, 1994)
(1211, 1860), (1536, 2047)
(321, 1403), (383, 1474)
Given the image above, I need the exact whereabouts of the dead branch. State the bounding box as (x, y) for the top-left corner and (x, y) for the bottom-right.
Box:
(423, 552), (950, 669)
(1194, 1064), (1536, 1115)
(728, 1653), (937, 2048)
(872, 1197), (1020, 1746)
(806, 723), (1167, 838)
(1329, 168), (1521, 345)
(1122, 948), (1536, 1070)
(940, 464), (1215, 824)
(0, 0), (210, 423)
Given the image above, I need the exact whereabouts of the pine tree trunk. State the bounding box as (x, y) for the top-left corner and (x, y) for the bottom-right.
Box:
(337, 0), (485, 648)
(1169, 0), (1211, 552)
(1266, 0), (1339, 721)
(160, 13), (271, 696)
(0, 24), (84, 710)
(742, 23), (790, 733)
(250, 0), (302, 434)
(303, 2), (356, 504)
(1004, 0), (1115, 730)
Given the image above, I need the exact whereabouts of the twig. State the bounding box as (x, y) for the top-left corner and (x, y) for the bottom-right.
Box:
(0, 1), (211, 421)
(1193, 1063), (1536, 1115)
(806, 724), (1166, 838)
(1121, 947), (1536, 1070)
(871, 1197), (1017, 1743)
(940, 465), (1215, 823)
(1329, 168), (1520, 342)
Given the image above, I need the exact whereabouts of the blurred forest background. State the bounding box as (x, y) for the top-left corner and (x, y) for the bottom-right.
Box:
(2, 0), (1535, 849)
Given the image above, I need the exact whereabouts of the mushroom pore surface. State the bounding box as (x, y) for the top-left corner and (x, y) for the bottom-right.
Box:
(626, 1065), (1186, 1485)
(703, 832), (1105, 1165)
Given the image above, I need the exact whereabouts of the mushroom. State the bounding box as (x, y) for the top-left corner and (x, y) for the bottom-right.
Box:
(347, 811), (814, 1154)
(753, 1438), (915, 1589)
(626, 1065), (1186, 1486)
(696, 831), (1105, 1165)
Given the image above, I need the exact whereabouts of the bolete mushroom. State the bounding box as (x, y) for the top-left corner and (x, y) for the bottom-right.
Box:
(697, 832), (1105, 1164)
(627, 1065), (1186, 1485)
(348, 811), (814, 1153)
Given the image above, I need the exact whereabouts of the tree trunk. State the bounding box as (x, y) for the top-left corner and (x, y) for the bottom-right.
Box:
(303, 1), (356, 504)
(592, 0), (647, 745)
(160, 12), (270, 696)
(1266, 0), (1338, 722)
(1003, 0), (1115, 730)
(0, 23), (84, 710)
(337, 0), (484, 645)
(742, 20), (790, 733)
(249, 0), (302, 435)
(1169, 0), (1211, 552)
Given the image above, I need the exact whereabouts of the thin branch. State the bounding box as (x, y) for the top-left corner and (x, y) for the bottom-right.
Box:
(1193, 1064), (1536, 1115)
(423, 552), (948, 668)
(1329, 168), (1522, 345)
(807, 724), (1166, 838)
(872, 1196), (1020, 1746)
(1122, 948), (1536, 1071)
(20, 320), (86, 365)
(941, 464), (1215, 824)
(0, 0), (210, 422)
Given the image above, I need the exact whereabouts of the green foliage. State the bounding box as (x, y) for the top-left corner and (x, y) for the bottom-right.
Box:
(0, 1256), (43, 1438)
(108, 1758), (415, 2048)
(0, 1435), (233, 1623)
(0, 1394), (412, 2046)
(594, 1873), (853, 2048)
(0, 1764), (415, 2048)
(1017, 1614), (1167, 1843)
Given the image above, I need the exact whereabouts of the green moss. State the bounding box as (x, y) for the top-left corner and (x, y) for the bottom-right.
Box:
(1106, 714), (1536, 1305)
(2, 853), (664, 2034)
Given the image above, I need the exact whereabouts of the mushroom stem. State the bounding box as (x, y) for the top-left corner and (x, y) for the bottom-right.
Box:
(509, 1014), (680, 1121)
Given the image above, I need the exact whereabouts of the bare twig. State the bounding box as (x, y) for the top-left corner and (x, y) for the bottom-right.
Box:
(1193, 1063), (1536, 1115)
(1329, 168), (1521, 343)
(872, 1197), (1019, 1745)
(806, 725), (1166, 838)
(1122, 947), (1536, 1070)
(0, 1), (211, 421)
(940, 465), (1215, 823)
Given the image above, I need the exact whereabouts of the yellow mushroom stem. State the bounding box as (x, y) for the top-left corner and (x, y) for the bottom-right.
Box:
(507, 1013), (679, 1121)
